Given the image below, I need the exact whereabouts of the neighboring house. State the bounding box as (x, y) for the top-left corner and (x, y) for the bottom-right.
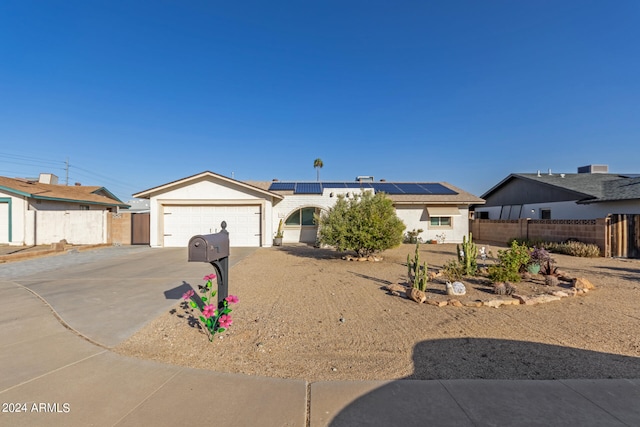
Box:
(133, 171), (484, 248)
(0, 173), (129, 245)
(474, 165), (640, 220)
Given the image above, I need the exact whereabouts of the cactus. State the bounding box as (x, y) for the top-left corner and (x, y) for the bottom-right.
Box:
(457, 233), (478, 276)
(407, 242), (428, 291)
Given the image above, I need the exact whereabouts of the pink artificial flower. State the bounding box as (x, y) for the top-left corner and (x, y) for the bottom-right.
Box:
(182, 289), (195, 300)
(202, 304), (217, 319)
(203, 273), (217, 281)
(225, 295), (239, 304)
(218, 314), (233, 328)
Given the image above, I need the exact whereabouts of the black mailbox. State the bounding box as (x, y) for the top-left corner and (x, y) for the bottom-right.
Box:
(188, 232), (230, 262)
(187, 222), (230, 307)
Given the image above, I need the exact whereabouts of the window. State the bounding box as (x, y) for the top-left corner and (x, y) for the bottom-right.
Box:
(430, 216), (451, 227)
(285, 207), (317, 226)
(477, 211), (490, 219)
(79, 205), (90, 210)
(540, 209), (551, 220)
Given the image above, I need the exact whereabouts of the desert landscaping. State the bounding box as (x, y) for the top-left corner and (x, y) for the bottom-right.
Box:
(115, 243), (640, 383)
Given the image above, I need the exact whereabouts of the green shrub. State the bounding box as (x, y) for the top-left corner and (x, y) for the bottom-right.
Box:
(316, 192), (405, 257)
(442, 259), (464, 283)
(488, 240), (531, 283)
(404, 228), (424, 244)
(507, 238), (601, 258)
(552, 241), (601, 257)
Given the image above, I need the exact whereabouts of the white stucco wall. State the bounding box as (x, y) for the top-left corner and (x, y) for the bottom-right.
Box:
(273, 188), (372, 243)
(395, 205), (469, 243)
(32, 211), (106, 244)
(272, 188), (471, 244)
(0, 191), (28, 245)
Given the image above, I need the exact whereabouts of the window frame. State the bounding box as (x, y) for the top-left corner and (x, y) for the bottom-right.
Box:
(429, 216), (452, 228)
(284, 207), (318, 227)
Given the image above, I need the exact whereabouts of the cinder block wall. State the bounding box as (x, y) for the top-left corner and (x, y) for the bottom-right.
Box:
(470, 218), (608, 256)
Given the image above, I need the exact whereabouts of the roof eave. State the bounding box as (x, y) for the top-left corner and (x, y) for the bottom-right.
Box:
(133, 171), (284, 200)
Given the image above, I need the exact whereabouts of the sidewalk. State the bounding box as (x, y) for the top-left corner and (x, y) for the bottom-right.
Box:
(1, 247), (639, 426)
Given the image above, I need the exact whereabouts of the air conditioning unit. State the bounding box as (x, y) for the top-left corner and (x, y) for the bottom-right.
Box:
(577, 164), (609, 174)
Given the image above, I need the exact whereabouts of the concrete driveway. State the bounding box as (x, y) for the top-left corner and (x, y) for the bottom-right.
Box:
(3, 246), (256, 347)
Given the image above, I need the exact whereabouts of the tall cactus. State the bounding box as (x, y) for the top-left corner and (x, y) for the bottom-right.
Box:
(457, 233), (478, 276)
(407, 242), (428, 291)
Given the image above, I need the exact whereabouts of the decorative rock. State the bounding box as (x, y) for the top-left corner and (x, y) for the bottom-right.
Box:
(384, 284), (407, 296)
(357, 257), (368, 262)
(426, 300), (448, 307)
(445, 281), (466, 296)
(448, 299), (463, 307)
(407, 287), (427, 304)
(428, 270), (443, 280)
(483, 299), (519, 308)
(463, 301), (483, 308)
(573, 277), (595, 290)
(548, 290), (570, 298)
(513, 294), (561, 306)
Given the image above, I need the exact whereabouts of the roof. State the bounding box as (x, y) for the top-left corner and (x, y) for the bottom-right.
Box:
(0, 176), (128, 207)
(269, 181), (484, 205)
(584, 176), (640, 204)
(481, 173), (640, 204)
(133, 171), (284, 200)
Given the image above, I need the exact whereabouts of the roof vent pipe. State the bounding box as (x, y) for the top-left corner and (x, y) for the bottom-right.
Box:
(548, 168), (552, 176)
(537, 170), (541, 177)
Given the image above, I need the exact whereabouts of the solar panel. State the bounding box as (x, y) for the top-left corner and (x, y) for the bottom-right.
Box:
(323, 183), (348, 188)
(269, 182), (296, 191)
(394, 183), (429, 194)
(371, 183), (403, 194)
(294, 183), (322, 194)
(419, 183), (458, 195)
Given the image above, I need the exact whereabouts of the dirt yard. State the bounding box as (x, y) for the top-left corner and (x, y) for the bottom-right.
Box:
(115, 243), (640, 382)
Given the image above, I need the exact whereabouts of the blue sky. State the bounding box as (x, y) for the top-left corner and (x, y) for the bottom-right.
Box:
(1, 1), (638, 202)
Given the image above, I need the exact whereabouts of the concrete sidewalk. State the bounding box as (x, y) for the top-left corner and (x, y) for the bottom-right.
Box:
(1, 247), (639, 426)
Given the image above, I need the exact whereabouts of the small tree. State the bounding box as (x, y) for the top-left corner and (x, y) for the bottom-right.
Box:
(316, 192), (405, 257)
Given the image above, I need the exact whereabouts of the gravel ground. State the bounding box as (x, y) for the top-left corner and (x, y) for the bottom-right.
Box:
(114, 243), (640, 382)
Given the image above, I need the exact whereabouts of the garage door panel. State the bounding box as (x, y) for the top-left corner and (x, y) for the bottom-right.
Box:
(163, 205), (261, 247)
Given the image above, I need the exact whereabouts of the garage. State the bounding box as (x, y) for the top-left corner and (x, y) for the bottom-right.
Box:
(162, 205), (262, 247)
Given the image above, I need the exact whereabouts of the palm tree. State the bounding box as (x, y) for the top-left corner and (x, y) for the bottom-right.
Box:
(314, 158), (323, 181)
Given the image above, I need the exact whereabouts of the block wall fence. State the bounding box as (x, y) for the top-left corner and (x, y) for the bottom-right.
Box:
(470, 218), (609, 257)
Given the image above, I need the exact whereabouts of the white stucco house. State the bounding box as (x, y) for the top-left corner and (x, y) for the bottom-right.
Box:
(133, 171), (485, 248)
(0, 173), (128, 245)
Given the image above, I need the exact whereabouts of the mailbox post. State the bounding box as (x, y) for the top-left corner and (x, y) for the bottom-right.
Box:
(188, 222), (230, 308)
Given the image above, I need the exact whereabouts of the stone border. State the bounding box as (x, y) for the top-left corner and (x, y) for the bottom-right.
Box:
(385, 277), (596, 308)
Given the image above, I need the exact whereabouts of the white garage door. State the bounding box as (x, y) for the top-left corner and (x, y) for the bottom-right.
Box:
(0, 202), (8, 243)
(163, 205), (261, 247)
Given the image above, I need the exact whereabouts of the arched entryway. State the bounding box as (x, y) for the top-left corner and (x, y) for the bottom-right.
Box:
(283, 206), (321, 244)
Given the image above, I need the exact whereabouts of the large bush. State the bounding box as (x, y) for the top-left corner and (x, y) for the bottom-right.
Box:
(316, 192), (405, 257)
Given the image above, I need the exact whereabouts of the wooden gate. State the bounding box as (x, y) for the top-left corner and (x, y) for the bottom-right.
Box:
(610, 214), (640, 258)
(131, 213), (150, 245)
